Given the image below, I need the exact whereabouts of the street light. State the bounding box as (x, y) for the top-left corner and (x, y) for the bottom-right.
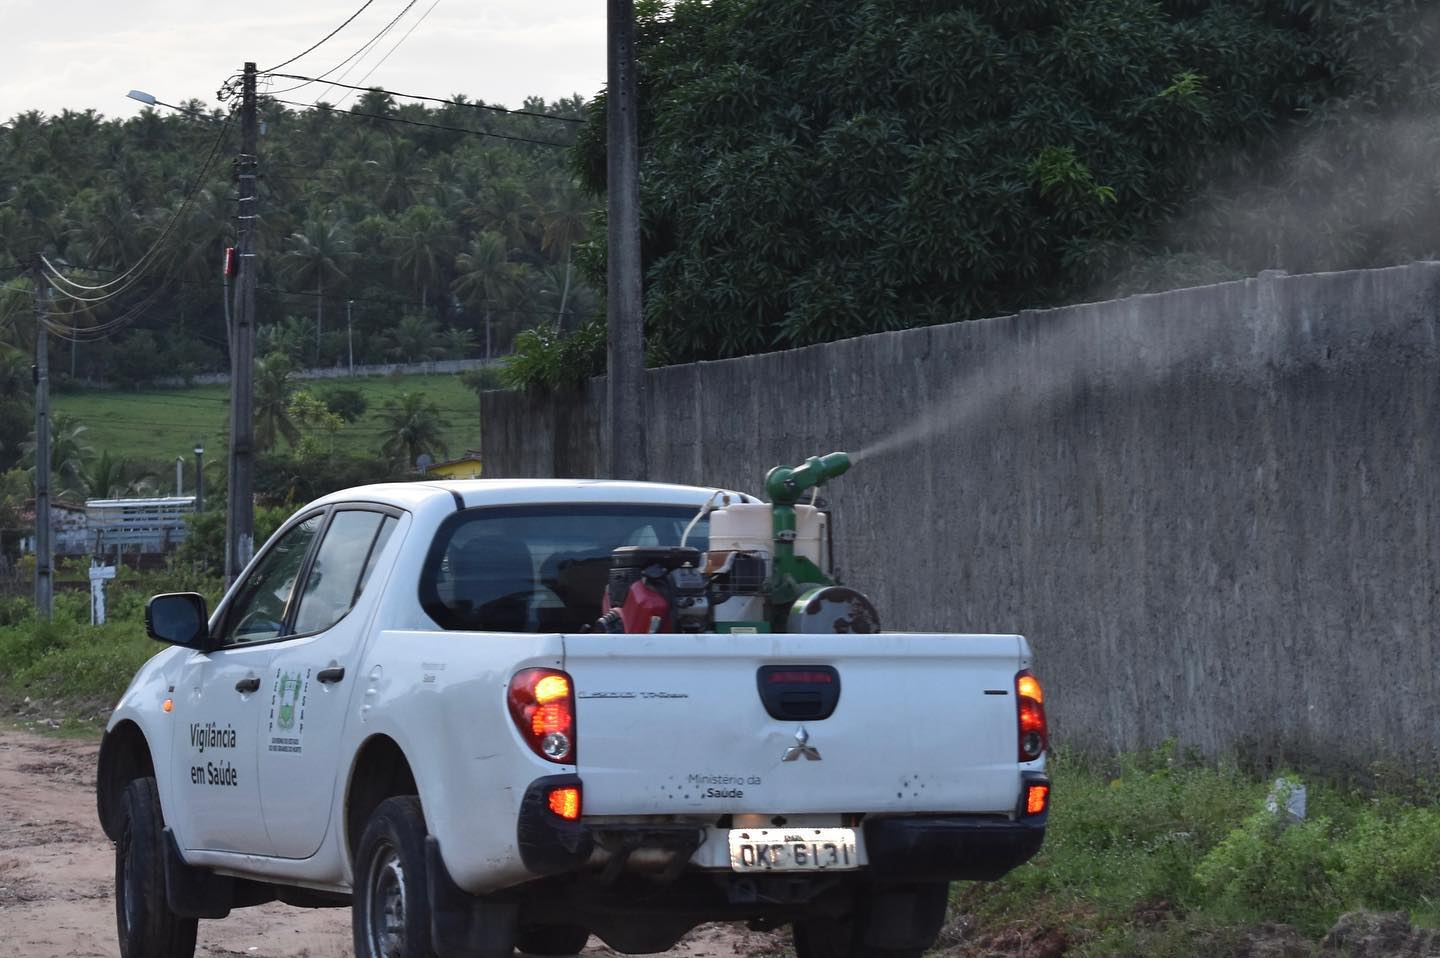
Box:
(126, 89), (216, 122)
(194, 442), (205, 513)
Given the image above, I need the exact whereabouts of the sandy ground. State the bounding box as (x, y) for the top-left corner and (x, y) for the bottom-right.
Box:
(0, 727), (777, 958)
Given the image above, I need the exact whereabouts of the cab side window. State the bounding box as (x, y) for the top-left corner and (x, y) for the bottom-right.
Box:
(218, 514), (324, 645)
(292, 511), (391, 635)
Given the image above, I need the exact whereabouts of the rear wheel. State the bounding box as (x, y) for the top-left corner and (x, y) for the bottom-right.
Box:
(114, 777), (198, 958)
(793, 919), (923, 958)
(352, 796), (435, 958)
(793, 883), (950, 958)
(515, 923), (590, 955)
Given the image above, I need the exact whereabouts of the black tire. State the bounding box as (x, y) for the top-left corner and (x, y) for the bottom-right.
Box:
(352, 796), (436, 958)
(516, 923), (590, 955)
(793, 918), (923, 958)
(794, 883), (950, 958)
(114, 777), (198, 958)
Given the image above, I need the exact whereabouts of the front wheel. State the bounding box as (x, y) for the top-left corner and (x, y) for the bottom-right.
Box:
(114, 777), (198, 958)
(352, 796), (435, 958)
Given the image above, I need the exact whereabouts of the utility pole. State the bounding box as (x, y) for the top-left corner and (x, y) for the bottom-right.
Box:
(225, 61), (258, 586)
(607, 0), (646, 481)
(31, 262), (51, 619)
(194, 442), (205, 513)
(347, 299), (354, 375)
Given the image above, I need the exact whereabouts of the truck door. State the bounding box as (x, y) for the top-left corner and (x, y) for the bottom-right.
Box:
(257, 507), (401, 859)
(170, 512), (325, 855)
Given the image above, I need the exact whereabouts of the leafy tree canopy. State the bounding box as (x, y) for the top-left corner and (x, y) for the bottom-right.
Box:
(554, 0), (1439, 378)
(0, 92), (600, 393)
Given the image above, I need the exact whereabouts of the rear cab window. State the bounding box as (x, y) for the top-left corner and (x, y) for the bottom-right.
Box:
(419, 504), (709, 633)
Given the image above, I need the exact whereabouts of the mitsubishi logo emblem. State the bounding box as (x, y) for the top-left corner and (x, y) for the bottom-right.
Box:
(782, 725), (822, 762)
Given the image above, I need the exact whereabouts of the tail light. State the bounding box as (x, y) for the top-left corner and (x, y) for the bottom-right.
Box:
(508, 669), (576, 764)
(1016, 670), (1047, 762)
(1025, 782), (1050, 816)
(548, 785), (582, 821)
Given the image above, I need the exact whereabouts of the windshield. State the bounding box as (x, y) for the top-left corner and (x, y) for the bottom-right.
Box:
(419, 503), (709, 632)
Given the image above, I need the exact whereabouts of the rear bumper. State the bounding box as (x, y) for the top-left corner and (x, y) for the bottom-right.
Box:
(864, 813), (1046, 882)
(518, 774), (1048, 883)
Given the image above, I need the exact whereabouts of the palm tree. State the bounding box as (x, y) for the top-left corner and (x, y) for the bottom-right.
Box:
(471, 179), (535, 253)
(539, 184), (592, 329)
(164, 186), (229, 290)
(258, 315), (316, 367)
(376, 137), (420, 213)
(255, 354), (300, 452)
(353, 88), (397, 131)
(85, 451), (152, 498)
(440, 326), (476, 358)
(453, 231), (522, 358)
(284, 219), (356, 359)
(384, 314), (444, 363)
(374, 392), (449, 468)
(389, 206), (457, 312)
(69, 186), (144, 269)
(22, 413), (94, 499)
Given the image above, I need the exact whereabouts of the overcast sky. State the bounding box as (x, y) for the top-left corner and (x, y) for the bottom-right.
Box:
(1, 0), (606, 122)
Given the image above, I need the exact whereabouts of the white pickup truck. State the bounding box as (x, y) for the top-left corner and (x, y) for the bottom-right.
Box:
(97, 477), (1049, 958)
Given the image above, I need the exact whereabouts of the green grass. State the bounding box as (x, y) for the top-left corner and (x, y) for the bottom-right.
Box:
(53, 373), (481, 468)
(956, 745), (1440, 954)
(0, 566), (223, 732)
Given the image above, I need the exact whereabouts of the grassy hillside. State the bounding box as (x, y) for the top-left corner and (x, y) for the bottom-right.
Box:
(53, 374), (481, 469)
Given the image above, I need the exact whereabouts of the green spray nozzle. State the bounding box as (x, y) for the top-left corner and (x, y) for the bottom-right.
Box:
(764, 452), (852, 506)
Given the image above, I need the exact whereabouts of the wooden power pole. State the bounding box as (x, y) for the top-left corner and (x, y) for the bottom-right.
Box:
(225, 62), (258, 585)
(31, 263), (51, 619)
(607, 0), (646, 480)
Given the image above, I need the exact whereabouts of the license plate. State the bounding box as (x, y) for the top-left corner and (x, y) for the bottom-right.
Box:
(728, 827), (859, 872)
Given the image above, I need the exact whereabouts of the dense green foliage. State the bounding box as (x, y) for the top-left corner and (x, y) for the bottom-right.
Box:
(0, 88), (598, 434)
(532, 0), (1440, 385)
(0, 562), (223, 723)
(967, 745), (1440, 952)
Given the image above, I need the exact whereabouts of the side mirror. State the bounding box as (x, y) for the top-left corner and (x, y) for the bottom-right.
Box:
(146, 593), (211, 648)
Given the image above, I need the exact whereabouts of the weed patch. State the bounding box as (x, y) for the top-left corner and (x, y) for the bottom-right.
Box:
(950, 745), (1440, 954)
(0, 567), (222, 729)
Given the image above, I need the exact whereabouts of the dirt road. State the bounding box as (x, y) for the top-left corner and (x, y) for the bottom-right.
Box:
(0, 727), (778, 958)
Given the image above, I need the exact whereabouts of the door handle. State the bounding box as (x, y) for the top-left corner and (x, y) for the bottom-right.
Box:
(235, 677), (260, 694)
(317, 666), (346, 684)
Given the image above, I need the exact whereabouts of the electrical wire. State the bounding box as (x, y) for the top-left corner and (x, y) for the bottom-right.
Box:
(264, 73), (584, 124)
(32, 263), (581, 321)
(40, 282), (170, 341)
(267, 99), (571, 148)
(41, 115), (234, 301)
(333, 0), (442, 108)
(263, 0), (420, 98)
(261, 0), (380, 73)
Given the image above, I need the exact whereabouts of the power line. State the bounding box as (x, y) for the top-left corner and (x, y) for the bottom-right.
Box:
(267, 98), (572, 149)
(264, 73), (585, 124)
(335, 0), (440, 108)
(42, 115), (234, 302)
(262, 0), (380, 73)
(41, 285), (168, 341)
(32, 257), (586, 322)
(263, 0), (420, 98)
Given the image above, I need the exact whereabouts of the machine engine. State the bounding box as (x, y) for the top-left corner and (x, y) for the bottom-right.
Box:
(593, 453), (880, 635)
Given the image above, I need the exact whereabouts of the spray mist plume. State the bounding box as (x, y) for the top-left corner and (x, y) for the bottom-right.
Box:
(846, 291), (1239, 466)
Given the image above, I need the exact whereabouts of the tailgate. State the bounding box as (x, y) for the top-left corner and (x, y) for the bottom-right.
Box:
(563, 632), (1029, 816)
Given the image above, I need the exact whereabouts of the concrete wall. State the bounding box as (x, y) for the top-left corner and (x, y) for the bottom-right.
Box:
(481, 263), (1440, 769)
(153, 357), (497, 387)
